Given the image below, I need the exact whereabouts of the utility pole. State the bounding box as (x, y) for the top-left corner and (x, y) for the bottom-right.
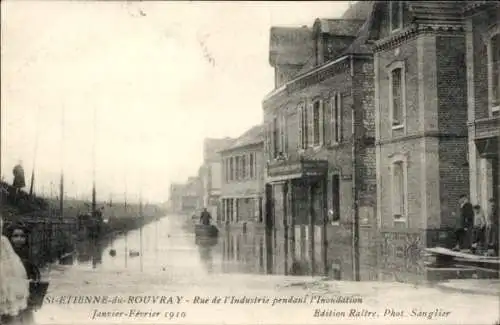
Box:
(60, 104), (65, 220)
(92, 104), (97, 221)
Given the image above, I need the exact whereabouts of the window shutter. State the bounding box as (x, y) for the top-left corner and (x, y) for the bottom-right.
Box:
(281, 113), (287, 154)
(307, 102), (314, 148)
(270, 122), (275, 159)
(280, 113), (285, 154)
(265, 123), (272, 161)
(324, 99), (331, 146)
(319, 100), (325, 146)
(338, 93), (343, 142)
(298, 104), (304, 149)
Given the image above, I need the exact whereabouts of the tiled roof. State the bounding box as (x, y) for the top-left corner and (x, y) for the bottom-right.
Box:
(315, 19), (365, 36)
(220, 125), (264, 152)
(269, 27), (314, 66)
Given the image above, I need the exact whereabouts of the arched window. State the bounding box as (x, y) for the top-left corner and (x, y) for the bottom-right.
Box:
(387, 61), (406, 129)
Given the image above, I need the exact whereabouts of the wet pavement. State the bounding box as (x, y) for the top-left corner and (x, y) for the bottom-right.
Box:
(32, 215), (500, 325)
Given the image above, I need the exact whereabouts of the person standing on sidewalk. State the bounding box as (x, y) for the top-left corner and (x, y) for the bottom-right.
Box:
(472, 205), (486, 253)
(486, 198), (498, 256)
(454, 194), (474, 251)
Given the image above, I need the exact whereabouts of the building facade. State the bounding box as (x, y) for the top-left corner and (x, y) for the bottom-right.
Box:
(199, 138), (235, 221)
(220, 125), (265, 226)
(368, 1), (500, 281)
(262, 2), (377, 279)
(464, 2), (499, 215)
(168, 177), (202, 215)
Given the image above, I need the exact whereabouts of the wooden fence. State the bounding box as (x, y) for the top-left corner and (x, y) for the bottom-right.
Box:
(19, 216), (78, 266)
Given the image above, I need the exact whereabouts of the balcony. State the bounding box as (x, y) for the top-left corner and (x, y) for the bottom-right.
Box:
(474, 116), (500, 140)
(266, 157), (329, 182)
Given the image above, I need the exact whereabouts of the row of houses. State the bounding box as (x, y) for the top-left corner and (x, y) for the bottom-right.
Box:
(170, 1), (499, 282)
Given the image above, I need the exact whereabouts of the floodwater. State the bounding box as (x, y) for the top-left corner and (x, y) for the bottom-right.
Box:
(31, 215), (499, 325)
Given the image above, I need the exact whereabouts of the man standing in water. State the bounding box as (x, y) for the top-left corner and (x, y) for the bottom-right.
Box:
(199, 208), (212, 225)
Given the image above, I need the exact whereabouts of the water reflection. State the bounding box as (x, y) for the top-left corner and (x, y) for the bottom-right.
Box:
(220, 227), (275, 275)
(63, 217), (341, 279)
(75, 238), (106, 268)
(195, 237), (217, 273)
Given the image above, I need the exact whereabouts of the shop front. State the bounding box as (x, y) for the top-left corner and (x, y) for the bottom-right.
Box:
(265, 158), (329, 275)
(473, 117), (499, 215)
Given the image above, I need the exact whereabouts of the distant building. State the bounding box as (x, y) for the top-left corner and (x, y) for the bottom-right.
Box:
(168, 183), (185, 213)
(168, 177), (202, 215)
(219, 125), (265, 226)
(199, 137), (235, 221)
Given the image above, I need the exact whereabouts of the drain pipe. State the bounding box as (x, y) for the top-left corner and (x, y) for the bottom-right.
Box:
(350, 55), (360, 281)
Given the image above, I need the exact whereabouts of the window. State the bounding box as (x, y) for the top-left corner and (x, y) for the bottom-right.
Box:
(490, 33), (500, 113)
(331, 93), (342, 144)
(391, 160), (407, 222)
(390, 67), (404, 128)
(280, 113), (287, 155)
(390, 1), (403, 32)
(273, 117), (279, 158)
(235, 156), (240, 181)
(330, 174), (340, 223)
(229, 157), (234, 181)
(266, 123), (273, 161)
(242, 155), (246, 179)
(249, 153), (254, 179)
(313, 100), (321, 146)
(224, 158), (228, 183)
(298, 103), (308, 149)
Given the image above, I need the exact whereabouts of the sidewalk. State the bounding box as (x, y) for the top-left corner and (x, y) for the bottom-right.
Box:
(435, 279), (500, 296)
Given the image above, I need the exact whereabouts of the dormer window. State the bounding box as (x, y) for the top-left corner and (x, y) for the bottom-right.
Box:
(390, 2), (403, 32)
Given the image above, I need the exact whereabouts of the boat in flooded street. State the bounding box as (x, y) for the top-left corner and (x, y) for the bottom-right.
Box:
(194, 224), (219, 238)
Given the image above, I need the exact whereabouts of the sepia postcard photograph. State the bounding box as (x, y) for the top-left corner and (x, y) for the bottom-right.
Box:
(1, 1), (499, 325)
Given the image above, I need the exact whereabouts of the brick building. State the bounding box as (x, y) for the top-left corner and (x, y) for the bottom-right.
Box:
(220, 125), (265, 226)
(464, 2), (499, 215)
(199, 138), (235, 221)
(367, 1), (500, 281)
(262, 2), (376, 279)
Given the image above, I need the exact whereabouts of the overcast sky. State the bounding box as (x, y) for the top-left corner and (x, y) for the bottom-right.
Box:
(1, 1), (350, 203)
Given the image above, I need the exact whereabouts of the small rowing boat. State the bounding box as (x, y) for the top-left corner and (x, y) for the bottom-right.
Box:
(194, 224), (219, 238)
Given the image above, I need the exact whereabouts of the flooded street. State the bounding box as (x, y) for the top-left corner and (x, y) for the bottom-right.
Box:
(34, 216), (499, 325)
